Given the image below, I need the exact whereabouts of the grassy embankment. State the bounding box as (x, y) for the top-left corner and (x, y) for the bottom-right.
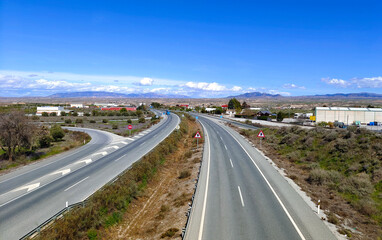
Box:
(239, 126), (382, 239)
(0, 130), (90, 173)
(36, 114), (202, 240)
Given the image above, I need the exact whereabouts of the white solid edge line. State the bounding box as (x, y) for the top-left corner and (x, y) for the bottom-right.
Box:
(230, 158), (234, 168)
(224, 126), (306, 240)
(64, 176), (89, 192)
(224, 144), (227, 150)
(238, 186), (245, 207)
(114, 155), (124, 162)
(197, 120), (210, 240)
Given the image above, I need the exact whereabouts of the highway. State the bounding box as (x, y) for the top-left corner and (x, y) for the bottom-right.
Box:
(186, 114), (336, 240)
(0, 111), (179, 240)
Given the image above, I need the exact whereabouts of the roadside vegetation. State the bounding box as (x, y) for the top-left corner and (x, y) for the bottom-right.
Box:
(239, 126), (382, 239)
(36, 113), (203, 239)
(0, 111), (90, 173)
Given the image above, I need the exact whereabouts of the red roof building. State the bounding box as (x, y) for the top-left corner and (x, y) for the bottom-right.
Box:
(101, 107), (136, 111)
(179, 104), (189, 108)
(222, 104), (228, 108)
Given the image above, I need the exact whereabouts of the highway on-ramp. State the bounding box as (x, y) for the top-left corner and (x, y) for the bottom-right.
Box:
(185, 114), (336, 240)
(0, 112), (179, 240)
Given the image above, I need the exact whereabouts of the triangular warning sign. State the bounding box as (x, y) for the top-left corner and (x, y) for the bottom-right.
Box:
(194, 131), (202, 138)
(257, 130), (265, 138)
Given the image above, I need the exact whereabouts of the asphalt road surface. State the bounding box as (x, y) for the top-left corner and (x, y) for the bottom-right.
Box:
(0, 112), (179, 240)
(186, 114), (336, 240)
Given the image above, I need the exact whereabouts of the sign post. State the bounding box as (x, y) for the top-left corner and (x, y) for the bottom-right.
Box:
(257, 130), (265, 148)
(128, 124), (132, 136)
(194, 131), (202, 148)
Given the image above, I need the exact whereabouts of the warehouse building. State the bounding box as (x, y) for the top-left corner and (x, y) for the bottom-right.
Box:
(315, 107), (382, 125)
(36, 106), (65, 116)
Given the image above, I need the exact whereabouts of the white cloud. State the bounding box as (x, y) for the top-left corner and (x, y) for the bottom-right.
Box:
(268, 90), (291, 96)
(139, 77), (154, 86)
(28, 79), (91, 89)
(322, 78), (350, 87)
(231, 86), (242, 91)
(184, 81), (227, 91)
(283, 83), (305, 89)
(352, 76), (382, 88)
(322, 76), (382, 88)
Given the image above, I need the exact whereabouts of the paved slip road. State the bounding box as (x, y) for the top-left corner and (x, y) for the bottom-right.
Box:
(186, 114), (336, 240)
(0, 111), (179, 240)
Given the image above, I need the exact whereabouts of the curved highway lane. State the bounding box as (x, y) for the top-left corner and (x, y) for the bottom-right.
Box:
(0, 112), (179, 240)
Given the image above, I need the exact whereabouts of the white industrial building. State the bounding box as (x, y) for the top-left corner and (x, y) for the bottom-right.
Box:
(36, 106), (65, 116)
(315, 107), (382, 124)
(70, 103), (84, 108)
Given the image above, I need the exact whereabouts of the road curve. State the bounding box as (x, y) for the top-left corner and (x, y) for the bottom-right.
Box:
(185, 114), (336, 240)
(0, 112), (179, 240)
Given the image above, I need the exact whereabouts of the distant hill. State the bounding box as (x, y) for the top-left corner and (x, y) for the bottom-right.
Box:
(309, 92), (382, 99)
(48, 91), (190, 98)
(227, 92), (282, 98)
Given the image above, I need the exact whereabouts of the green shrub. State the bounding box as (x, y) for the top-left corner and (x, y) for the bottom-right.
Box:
(87, 229), (97, 240)
(112, 124), (118, 129)
(178, 170), (191, 179)
(50, 124), (65, 141)
(138, 117), (145, 123)
(39, 135), (52, 148)
(49, 112), (57, 116)
(102, 119), (108, 123)
(75, 118), (83, 123)
(104, 211), (122, 227)
(127, 119), (132, 124)
(42, 112), (49, 117)
(89, 120), (96, 123)
(161, 228), (179, 238)
(65, 119), (72, 124)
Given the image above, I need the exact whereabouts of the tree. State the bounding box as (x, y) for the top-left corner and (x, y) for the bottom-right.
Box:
(92, 110), (99, 116)
(0, 112), (35, 161)
(151, 102), (161, 108)
(50, 124), (65, 141)
(72, 112), (78, 117)
(120, 108), (127, 114)
(242, 101), (250, 109)
(228, 98), (242, 113)
(136, 110), (143, 117)
(276, 111), (284, 122)
(60, 111), (66, 116)
(42, 112), (49, 117)
(49, 112), (57, 116)
(139, 117), (146, 123)
(127, 119), (132, 124)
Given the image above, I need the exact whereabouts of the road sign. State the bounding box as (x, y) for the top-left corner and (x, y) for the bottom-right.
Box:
(220, 115), (223, 118)
(128, 125), (133, 130)
(194, 131), (201, 138)
(195, 116), (199, 119)
(257, 130), (265, 138)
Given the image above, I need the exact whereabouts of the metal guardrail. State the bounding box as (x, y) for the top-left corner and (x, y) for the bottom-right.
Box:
(181, 141), (205, 239)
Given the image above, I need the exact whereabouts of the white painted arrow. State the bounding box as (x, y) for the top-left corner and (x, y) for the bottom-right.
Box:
(50, 169), (71, 176)
(76, 159), (92, 165)
(92, 151), (107, 156)
(104, 146), (119, 150)
(12, 183), (40, 192)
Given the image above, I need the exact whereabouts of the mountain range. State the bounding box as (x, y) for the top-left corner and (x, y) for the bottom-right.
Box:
(230, 92), (382, 99)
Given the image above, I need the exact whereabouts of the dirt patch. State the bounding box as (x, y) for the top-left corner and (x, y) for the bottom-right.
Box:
(100, 119), (202, 239)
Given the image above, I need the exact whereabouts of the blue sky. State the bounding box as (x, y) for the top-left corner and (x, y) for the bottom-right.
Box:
(1, 0), (381, 97)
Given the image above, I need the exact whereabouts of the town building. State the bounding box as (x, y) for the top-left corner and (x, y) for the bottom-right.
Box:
(101, 107), (137, 111)
(315, 107), (382, 125)
(36, 106), (65, 116)
(70, 103), (84, 108)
